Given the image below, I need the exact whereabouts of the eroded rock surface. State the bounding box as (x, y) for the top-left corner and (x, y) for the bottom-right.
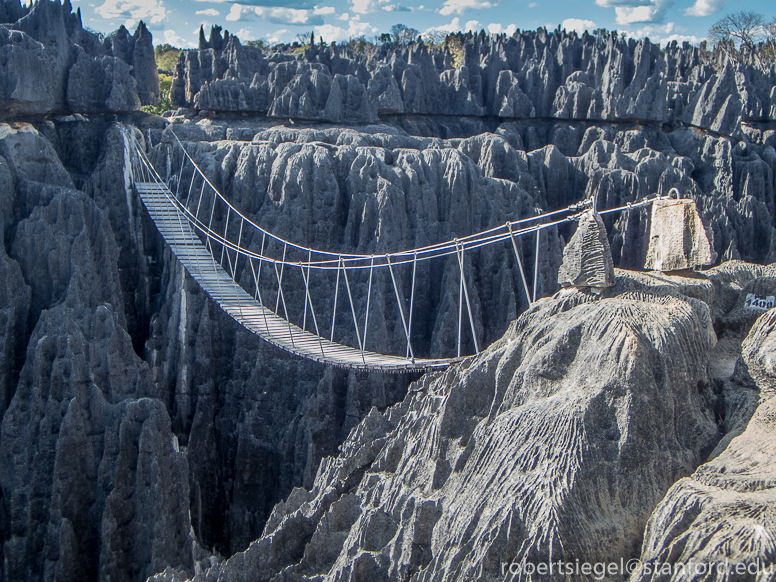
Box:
(557, 208), (615, 288)
(179, 269), (725, 581)
(644, 198), (715, 272)
(631, 308), (776, 582)
(172, 28), (776, 136)
(0, 0), (158, 116)
(0, 60), (775, 581)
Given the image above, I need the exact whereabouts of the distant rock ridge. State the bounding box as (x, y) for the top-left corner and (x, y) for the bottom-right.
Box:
(171, 26), (776, 136)
(0, 0), (159, 116)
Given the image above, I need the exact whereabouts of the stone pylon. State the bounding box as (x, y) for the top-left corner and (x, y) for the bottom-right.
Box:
(645, 198), (715, 271)
(557, 208), (615, 289)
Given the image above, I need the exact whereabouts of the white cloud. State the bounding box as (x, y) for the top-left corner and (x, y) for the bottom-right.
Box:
(314, 5), (336, 14)
(426, 17), (460, 33)
(351, 0), (383, 13)
(314, 23), (350, 42)
(487, 22), (516, 35)
(195, 7), (219, 16)
(350, 0), (372, 12)
(439, 0), (496, 16)
(226, 5), (323, 24)
(337, 11), (350, 19)
(606, 0), (672, 24)
(266, 28), (289, 43)
(163, 28), (192, 47)
(235, 28), (252, 39)
(97, 0), (166, 27)
(595, 0), (674, 24)
(314, 17), (378, 41)
(561, 18), (596, 34)
(620, 21), (701, 43)
(684, 0), (726, 17)
(424, 16), (481, 35)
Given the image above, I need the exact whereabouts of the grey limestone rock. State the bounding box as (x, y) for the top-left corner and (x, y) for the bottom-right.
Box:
(0, 0), (157, 116)
(557, 208), (615, 288)
(172, 28), (776, 133)
(632, 381), (776, 582)
(181, 269), (722, 581)
(645, 198), (715, 271)
(67, 49), (142, 113)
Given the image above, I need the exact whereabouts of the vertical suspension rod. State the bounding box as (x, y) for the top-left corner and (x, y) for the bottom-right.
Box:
(275, 245), (287, 314)
(299, 262), (325, 357)
(330, 256), (342, 343)
(362, 256), (375, 357)
(302, 250), (311, 331)
(508, 222), (532, 305)
(220, 208), (231, 272)
(342, 265), (364, 353)
(274, 259), (294, 347)
(533, 229), (541, 303)
(457, 241), (463, 359)
(457, 243), (480, 354)
(407, 252), (417, 359)
(387, 256), (415, 361)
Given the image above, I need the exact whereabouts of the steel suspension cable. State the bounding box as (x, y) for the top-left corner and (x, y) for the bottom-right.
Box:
(508, 222), (532, 305)
(330, 257), (341, 343)
(407, 252), (417, 359)
(362, 256), (375, 356)
(387, 256), (414, 361)
(457, 243), (479, 354)
(533, 230), (541, 303)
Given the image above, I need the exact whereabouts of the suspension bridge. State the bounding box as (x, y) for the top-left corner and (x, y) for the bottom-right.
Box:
(125, 126), (666, 372)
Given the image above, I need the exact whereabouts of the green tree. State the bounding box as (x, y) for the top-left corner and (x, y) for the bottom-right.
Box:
(390, 23), (419, 45)
(154, 44), (181, 74)
(244, 39), (267, 50)
(141, 73), (173, 116)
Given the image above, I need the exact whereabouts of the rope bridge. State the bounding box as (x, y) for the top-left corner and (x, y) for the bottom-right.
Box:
(125, 127), (658, 372)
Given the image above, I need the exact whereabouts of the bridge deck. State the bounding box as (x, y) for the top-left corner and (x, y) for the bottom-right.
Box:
(136, 182), (457, 372)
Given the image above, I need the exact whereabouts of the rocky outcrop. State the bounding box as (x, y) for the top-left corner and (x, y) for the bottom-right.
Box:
(0, 121), (200, 582)
(171, 28), (776, 135)
(557, 208), (615, 288)
(0, 0), (158, 116)
(178, 268), (725, 581)
(644, 198), (715, 271)
(1, 73), (776, 582)
(630, 281), (776, 582)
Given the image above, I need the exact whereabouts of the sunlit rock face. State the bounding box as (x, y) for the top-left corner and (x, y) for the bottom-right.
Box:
(0, 0), (158, 116)
(173, 27), (776, 136)
(1, 12), (776, 581)
(644, 198), (715, 272)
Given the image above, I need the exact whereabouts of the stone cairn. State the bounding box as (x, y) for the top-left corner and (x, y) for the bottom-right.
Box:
(557, 200), (616, 290)
(644, 188), (715, 272)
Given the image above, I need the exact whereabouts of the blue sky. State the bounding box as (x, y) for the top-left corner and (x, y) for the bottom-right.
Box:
(76, 0), (775, 49)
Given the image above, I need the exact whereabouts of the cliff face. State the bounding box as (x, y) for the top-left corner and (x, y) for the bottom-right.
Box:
(172, 28), (776, 136)
(0, 14), (775, 582)
(157, 263), (776, 582)
(0, 0), (158, 116)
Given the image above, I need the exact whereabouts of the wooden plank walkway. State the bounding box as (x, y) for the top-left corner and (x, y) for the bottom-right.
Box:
(136, 182), (457, 372)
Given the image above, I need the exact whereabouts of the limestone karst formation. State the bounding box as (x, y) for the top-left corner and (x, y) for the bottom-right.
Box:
(0, 6), (775, 581)
(0, 0), (158, 116)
